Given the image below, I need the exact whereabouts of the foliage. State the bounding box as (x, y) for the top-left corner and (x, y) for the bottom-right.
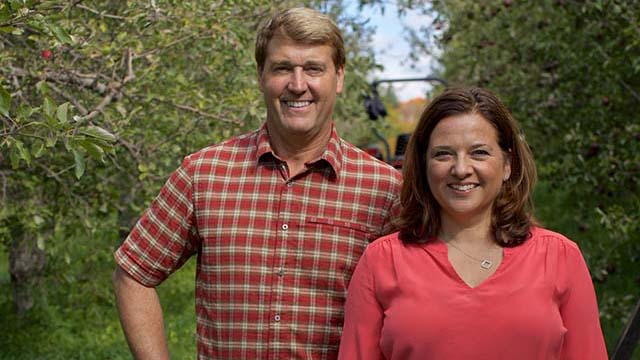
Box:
(400, 0), (640, 354)
(0, 216), (197, 358)
(0, 0), (383, 355)
(0, 0), (379, 245)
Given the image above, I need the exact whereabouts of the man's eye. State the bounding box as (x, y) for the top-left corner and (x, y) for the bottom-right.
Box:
(306, 67), (323, 75)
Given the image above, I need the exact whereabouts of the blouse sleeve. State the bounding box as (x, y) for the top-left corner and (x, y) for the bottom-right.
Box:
(559, 243), (608, 359)
(338, 247), (385, 360)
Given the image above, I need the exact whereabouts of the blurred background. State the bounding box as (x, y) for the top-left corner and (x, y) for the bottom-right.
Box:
(1, 0), (638, 358)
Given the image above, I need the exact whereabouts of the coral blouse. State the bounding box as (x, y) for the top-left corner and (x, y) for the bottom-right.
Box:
(338, 227), (608, 360)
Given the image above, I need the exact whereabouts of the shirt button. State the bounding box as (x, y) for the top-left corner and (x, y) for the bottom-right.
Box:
(277, 268), (284, 276)
(281, 224), (288, 231)
(286, 182), (293, 187)
(274, 314), (281, 322)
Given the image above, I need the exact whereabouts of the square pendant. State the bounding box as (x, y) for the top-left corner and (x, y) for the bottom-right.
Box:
(480, 260), (492, 269)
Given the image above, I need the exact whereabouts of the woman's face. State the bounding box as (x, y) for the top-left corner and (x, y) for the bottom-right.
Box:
(426, 112), (511, 225)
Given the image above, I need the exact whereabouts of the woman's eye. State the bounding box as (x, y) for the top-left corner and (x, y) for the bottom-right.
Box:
(433, 151), (451, 158)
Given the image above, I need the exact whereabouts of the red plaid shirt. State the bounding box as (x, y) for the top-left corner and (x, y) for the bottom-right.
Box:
(115, 123), (402, 359)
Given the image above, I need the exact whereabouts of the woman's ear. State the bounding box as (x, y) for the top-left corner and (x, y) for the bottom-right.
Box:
(503, 151), (512, 182)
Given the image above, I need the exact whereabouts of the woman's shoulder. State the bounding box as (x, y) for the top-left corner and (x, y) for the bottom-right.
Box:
(364, 232), (432, 259)
(367, 231), (401, 248)
(364, 232), (405, 256)
(528, 226), (583, 256)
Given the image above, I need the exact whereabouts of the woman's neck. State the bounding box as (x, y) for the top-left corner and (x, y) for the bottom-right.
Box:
(439, 214), (495, 246)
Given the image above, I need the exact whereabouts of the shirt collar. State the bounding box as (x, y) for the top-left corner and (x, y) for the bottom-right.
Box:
(255, 122), (343, 179)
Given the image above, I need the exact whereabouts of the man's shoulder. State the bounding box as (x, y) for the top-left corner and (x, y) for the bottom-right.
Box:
(339, 139), (402, 181)
(185, 129), (259, 164)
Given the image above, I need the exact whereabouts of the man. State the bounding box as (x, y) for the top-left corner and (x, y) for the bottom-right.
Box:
(113, 7), (402, 359)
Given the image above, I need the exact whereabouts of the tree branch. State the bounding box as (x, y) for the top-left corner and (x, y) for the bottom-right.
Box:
(172, 103), (243, 125)
(79, 48), (135, 121)
(47, 82), (88, 115)
(75, 4), (128, 20)
(594, 45), (640, 103)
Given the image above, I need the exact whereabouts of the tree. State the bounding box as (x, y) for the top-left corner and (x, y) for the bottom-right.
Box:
(1, 0), (379, 317)
(403, 0), (640, 350)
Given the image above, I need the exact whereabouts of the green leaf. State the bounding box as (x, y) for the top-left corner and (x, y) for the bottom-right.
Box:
(33, 215), (45, 226)
(77, 139), (105, 161)
(14, 139), (31, 166)
(0, 83), (10, 117)
(79, 125), (117, 142)
(48, 24), (73, 44)
(8, 1), (25, 10)
(31, 141), (45, 158)
(45, 133), (57, 147)
(18, 103), (34, 119)
(9, 145), (20, 169)
(0, 26), (15, 34)
(57, 102), (70, 124)
(36, 80), (49, 96)
(0, 6), (11, 23)
(43, 97), (55, 117)
(73, 149), (86, 179)
(36, 235), (45, 250)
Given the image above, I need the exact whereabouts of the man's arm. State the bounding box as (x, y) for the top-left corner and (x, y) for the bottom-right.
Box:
(113, 265), (170, 360)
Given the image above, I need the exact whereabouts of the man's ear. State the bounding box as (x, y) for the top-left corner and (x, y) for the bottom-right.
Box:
(336, 65), (345, 95)
(257, 66), (265, 93)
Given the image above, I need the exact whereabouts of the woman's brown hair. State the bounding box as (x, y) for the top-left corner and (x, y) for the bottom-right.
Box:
(396, 87), (537, 246)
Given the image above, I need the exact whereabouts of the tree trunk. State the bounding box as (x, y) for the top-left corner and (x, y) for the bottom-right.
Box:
(9, 232), (46, 317)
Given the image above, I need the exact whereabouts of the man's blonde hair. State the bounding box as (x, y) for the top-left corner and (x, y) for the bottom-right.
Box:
(255, 7), (345, 73)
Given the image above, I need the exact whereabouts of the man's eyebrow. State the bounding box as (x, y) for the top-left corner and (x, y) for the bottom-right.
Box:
(303, 60), (326, 68)
(269, 60), (327, 68)
(269, 60), (293, 67)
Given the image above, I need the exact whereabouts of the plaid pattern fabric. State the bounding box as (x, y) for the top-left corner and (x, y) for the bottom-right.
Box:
(115, 123), (402, 359)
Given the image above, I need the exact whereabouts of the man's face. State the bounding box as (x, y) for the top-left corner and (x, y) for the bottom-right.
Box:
(259, 34), (344, 141)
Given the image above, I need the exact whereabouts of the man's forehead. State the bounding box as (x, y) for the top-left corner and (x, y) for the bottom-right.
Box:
(265, 42), (334, 62)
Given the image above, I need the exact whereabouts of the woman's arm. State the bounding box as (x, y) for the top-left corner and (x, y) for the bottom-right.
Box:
(559, 245), (608, 359)
(338, 251), (385, 360)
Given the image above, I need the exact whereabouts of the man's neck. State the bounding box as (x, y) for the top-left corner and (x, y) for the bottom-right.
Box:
(267, 124), (332, 177)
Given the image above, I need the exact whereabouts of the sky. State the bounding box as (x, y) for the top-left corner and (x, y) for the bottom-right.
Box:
(349, 2), (440, 101)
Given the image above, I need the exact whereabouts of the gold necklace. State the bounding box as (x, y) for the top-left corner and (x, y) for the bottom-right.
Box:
(447, 241), (497, 270)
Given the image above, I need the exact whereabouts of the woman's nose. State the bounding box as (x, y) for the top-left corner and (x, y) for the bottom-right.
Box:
(451, 156), (472, 178)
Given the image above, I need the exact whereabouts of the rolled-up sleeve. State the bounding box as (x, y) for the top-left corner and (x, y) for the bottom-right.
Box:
(114, 157), (200, 287)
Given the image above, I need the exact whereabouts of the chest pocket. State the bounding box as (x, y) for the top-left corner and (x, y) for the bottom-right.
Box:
(301, 216), (376, 281)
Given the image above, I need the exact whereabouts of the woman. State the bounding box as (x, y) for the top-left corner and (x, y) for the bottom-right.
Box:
(338, 87), (607, 359)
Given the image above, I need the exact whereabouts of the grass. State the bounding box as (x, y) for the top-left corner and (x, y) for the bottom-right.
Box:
(0, 217), (196, 359)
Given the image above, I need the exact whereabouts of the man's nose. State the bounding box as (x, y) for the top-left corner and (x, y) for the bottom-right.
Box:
(287, 67), (308, 93)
